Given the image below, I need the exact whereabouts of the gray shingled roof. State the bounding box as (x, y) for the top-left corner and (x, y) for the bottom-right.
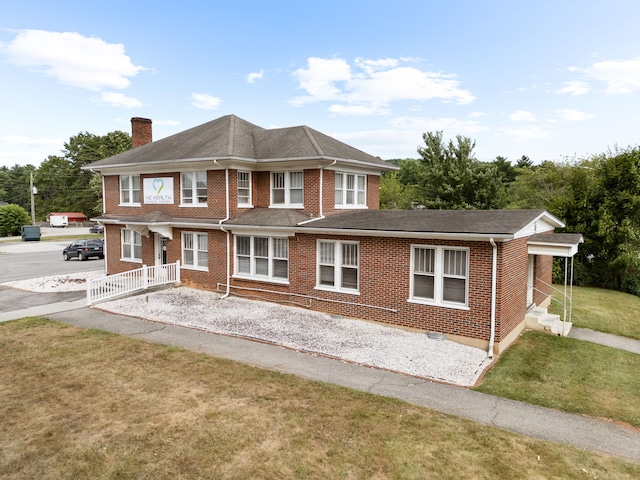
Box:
(528, 233), (584, 245)
(296, 209), (556, 235)
(86, 115), (393, 170)
(226, 208), (312, 227)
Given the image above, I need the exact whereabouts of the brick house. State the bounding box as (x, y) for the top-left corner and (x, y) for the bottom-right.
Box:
(85, 115), (582, 355)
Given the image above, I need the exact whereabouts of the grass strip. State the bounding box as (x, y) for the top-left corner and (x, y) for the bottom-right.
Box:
(1, 318), (638, 479)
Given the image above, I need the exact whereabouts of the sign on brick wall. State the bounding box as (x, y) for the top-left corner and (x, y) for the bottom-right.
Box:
(143, 177), (174, 204)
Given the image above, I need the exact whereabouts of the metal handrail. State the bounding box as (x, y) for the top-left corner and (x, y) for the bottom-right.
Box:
(530, 277), (572, 324)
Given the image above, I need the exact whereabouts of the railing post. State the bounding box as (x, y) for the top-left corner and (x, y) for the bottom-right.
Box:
(176, 260), (181, 283)
(86, 277), (92, 305)
(143, 264), (148, 290)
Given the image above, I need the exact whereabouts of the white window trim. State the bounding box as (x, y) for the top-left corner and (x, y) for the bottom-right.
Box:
(270, 171), (304, 208)
(233, 235), (289, 284)
(121, 229), (142, 263)
(408, 245), (470, 310)
(179, 171), (208, 207)
(181, 231), (209, 271)
(119, 174), (141, 206)
(237, 170), (253, 208)
(334, 172), (368, 209)
(315, 240), (360, 295)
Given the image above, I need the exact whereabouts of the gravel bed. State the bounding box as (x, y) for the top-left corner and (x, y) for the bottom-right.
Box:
(2, 271), (105, 292)
(99, 287), (493, 386)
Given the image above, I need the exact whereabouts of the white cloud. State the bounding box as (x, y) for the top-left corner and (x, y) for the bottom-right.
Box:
(468, 111), (485, 118)
(555, 81), (590, 96)
(0, 135), (63, 148)
(96, 92), (143, 108)
(246, 69), (264, 83)
(554, 109), (594, 122)
(495, 125), (549, 141)
(588, 56), (640, 93)
(509, 110), (536, 122)
(291, 56), (475, 114)
(191, 93), (222, 110)
(1, 29), (145, 91)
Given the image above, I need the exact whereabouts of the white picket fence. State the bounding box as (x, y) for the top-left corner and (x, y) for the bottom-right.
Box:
(87, 261), (181, 305)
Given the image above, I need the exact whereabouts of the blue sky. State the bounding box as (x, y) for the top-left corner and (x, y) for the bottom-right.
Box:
(1, 0), (639, 168)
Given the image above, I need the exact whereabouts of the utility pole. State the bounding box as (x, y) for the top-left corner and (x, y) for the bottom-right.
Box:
(30, 171), (36, 225)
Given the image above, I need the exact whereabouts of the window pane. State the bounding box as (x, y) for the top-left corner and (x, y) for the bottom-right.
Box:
(197, 234), (208, 252)
(413, 275), (435, 299)
(342, 243), (358, 267)
(273, 189), (285, 204)
(290, 172), (303, 188)
(342, 267), (358, 289)
(357, 175), (365, 190)
(254, 237), (268, 257)
(346, 174), (355, 190)
(255, 258), (269, 275)
(273, 259), (288, 278)
(335, 189), (343, 205)
(237, 236), (250, 255)
(273, 238), (288, 259)
(197, 251), (208, 268)
(196, 172), (207, 203)
(184, 249), (194, 266)
(357, 191), (365, 205)
(272, 172), (285, 188)
(289, 188), (303, 204)
(238, 256), (250, 273)
(444, 250), (467, 276)
(134, 244), (142, 259)
(320, 265), (334, 286)
(346, 190), (354, 204)
(319, 242), (334, 264)
(132, 189), (141, 203)
(414, 248), (435, 274)
(443, 277), (466, 303)
(123, 244), (131, 258)
(335, 173), (343, 189)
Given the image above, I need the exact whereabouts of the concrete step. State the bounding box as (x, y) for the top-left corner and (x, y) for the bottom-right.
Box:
(525, 307), (572, 336)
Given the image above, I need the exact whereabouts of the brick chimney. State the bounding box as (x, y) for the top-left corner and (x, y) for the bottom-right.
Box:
(131, 117), (152, 148)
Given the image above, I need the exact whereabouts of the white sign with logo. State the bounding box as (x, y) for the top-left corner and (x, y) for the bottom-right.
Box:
(143, 177), (174, 204)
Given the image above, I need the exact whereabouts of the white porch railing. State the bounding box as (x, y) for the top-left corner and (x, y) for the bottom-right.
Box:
(87, 261), (181, 305)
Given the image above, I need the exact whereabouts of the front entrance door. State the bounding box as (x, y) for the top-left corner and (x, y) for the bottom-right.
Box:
(154, 233), (168, 266)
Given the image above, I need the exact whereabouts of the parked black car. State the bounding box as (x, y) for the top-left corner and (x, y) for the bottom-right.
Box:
(63, 239), (104, 261)
(89, 224), (104, 234)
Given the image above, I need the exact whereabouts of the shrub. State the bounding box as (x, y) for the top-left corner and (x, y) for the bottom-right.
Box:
(0, 204), (31, 237)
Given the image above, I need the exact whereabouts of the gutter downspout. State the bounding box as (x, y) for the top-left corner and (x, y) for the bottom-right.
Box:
(488, 238), (497, 358)
(297, 160), (337, 225)
(214, 160), (231, 298)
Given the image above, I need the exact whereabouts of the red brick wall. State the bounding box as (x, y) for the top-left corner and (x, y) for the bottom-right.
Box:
(533, 255), (553, 305)
(494, 237), (529, 342)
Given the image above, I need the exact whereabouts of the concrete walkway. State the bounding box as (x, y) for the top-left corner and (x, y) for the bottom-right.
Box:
(2, 293), (640, 464)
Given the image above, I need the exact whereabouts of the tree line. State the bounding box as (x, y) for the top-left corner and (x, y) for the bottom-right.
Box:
(381, 131), (640, 296)
(0, 130), (131, 233)
(1, 128), (639, 296)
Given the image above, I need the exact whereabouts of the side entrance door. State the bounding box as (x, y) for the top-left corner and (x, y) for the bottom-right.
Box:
(154, 233), (168, 266)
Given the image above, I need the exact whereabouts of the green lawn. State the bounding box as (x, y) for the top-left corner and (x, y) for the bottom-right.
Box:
(1, 317), (638, 479)
(549, 285), (640, 340)
(477, 286), (640, 427)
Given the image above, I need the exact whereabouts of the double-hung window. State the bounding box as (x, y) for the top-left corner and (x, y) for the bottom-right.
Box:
(271, 171), (303, 207)
(235, 235), (289, 282)
(317, 240), (359, 293)
(182, 232), (208, 270)
(120, 175), (141, 205)
(335, 172), (366, 208)
(121, 229), (142, 262)
(181, 171), (207, 205)
(237, 171), (252, 207)
(411, 246), (469, 307)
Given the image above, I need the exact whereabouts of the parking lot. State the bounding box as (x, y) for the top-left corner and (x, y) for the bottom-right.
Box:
(0, 227), (105, 282)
